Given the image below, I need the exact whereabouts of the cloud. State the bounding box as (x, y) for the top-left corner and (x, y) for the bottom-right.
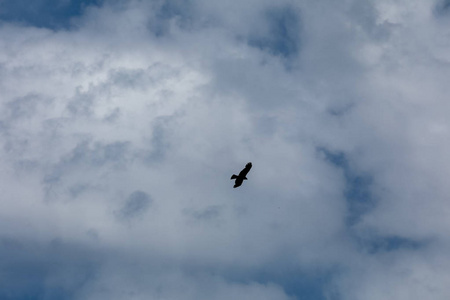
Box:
(1, 0), (450, 299)
(116, 190), (152, 220)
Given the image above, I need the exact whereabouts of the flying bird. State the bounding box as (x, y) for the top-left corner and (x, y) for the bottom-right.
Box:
(231, 162), (252, 188)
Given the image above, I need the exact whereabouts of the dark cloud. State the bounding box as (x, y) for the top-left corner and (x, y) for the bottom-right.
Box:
(42, 140), (131, 200)
(143, 116), (174, 164)
(183, 206), (223, 228)
(6, 94), (48, 120)
(58, 140), (129, 168)
(117, 190), (152, 220)
(67, 89), (95, 117)
(68, 183), (92, 198)
(191, 205), (221, 220)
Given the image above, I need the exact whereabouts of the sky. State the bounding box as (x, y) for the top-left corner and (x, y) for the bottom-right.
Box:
(1, 0), (450, 299)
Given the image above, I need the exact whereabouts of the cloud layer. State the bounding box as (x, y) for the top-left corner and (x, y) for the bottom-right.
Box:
(1, 0), (450, 299)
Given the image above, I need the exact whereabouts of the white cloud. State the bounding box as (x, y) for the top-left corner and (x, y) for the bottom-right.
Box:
(1, 0), (450, 299)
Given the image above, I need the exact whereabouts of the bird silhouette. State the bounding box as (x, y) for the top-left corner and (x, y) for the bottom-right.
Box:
(231, 162), (252, 188)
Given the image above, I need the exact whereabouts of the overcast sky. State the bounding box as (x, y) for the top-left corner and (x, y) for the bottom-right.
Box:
(1, 0), (450, 299)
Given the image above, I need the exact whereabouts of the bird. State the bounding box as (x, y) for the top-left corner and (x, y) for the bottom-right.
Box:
(231, 162), (252, 188)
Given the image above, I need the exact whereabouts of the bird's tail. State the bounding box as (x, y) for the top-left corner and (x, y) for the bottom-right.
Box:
(230, 174), (237, 180)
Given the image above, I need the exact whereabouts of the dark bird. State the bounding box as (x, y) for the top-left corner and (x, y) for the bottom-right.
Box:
(231, 162), (252, 188)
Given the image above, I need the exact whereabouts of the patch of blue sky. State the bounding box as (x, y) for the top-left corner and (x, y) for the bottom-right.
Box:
(0, 283), (71, 300)
(254, 270), (334, 300)
(157, 0), (193, 21)
(0, 0), (102, 29)
(148, 0), (195, 36)
(362, 235), (425, 254)
(318, 148), (374, 227)
(434, 0), (450, 16)
(248, 6), (301, 60)
(351, 231), (432, 255)
(0, 237), (99, 300)
(200, 263), (337, 300)
(319, 148), (429, 254)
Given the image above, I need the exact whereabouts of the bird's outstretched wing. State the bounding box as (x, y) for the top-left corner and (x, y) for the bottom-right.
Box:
(238, 162), (252, 177)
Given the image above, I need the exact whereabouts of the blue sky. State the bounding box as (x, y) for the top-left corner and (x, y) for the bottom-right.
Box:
(0, 0), (102, 29)
(1, 0), (450, 299)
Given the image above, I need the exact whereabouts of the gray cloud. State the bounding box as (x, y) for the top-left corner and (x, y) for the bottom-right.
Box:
(117, 190), (152, 220)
